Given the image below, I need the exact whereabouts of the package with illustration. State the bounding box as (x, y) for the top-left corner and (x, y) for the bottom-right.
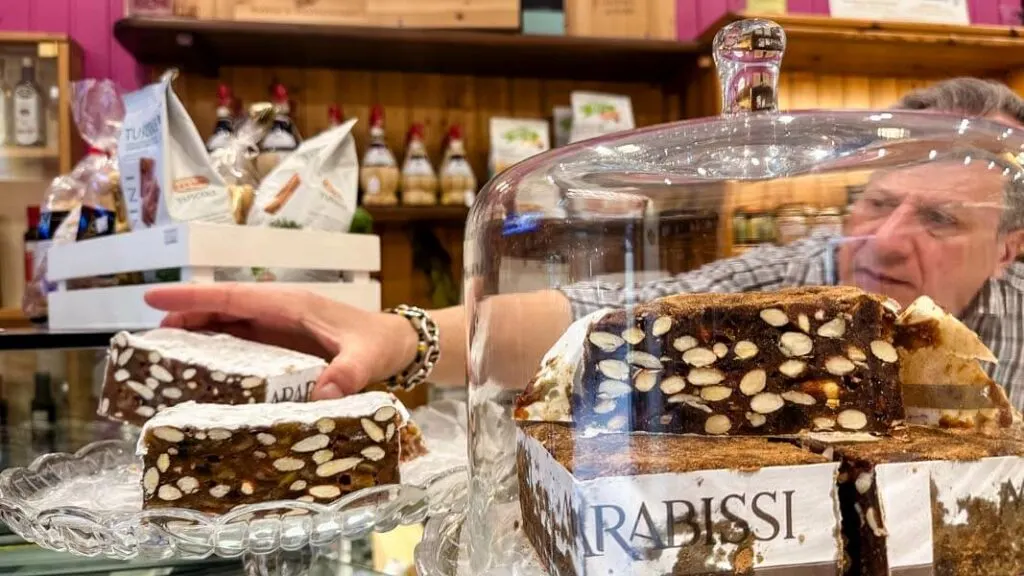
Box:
(241, 118), (360, 282)
(489, 117), (551, 177)
(569, 91), (635, 143)
(118, 69), (234, 229)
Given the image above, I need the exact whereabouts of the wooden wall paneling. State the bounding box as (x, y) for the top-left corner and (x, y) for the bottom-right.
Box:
(776, 70), (792, 112)
(303, 68), (338, 139)
(406, 73), (447, 164)
(787, 71), (819, 108)
(868, 77), (901, 108)
(376, 72), (409, 158)
(187, 73), (219, 141)
(619, 82), (670, 128)
(510, 78), (544, 120)
(336, 70), (374, 150)
(816, 74), (845, 109)
(441, 75), (479, 178)
(473, 76), (512, 176)
(841, 76), (872, 108)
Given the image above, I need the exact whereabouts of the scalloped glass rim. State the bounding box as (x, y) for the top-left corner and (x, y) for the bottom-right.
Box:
(0, 439), (466, 560)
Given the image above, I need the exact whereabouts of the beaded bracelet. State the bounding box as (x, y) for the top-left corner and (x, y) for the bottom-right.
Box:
(385, 304), (441, 390)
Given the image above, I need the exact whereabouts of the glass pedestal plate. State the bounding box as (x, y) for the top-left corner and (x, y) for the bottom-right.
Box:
(0, 403), (470, 576)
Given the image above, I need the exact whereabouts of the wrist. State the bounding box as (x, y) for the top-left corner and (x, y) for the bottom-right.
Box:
(381, 311), (420, 381)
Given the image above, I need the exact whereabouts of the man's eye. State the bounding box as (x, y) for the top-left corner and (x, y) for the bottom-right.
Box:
(866, 197), (895, 211)
(921, 209), (957, 228)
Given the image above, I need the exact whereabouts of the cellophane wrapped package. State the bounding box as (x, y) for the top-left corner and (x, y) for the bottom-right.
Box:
(209, 102), (275, 225)
(22, 79), (127, 322)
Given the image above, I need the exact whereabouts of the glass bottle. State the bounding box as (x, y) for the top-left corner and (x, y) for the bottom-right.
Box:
(206, 83), (235, 153)
(13, 57), (44, 147)
(439, 124), (477, 207)
(400, 123), (438, 206)
(255, 83), (299, 178)
(0, 58), (10, 147)
(359, 105), (400, 206)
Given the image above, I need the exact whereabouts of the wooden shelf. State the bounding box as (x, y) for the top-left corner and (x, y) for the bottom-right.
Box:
(113, 17), (700, 83)
(704, 13), (1024, 77)
(367, 205), (470, 224)
(0, 146), (60, 160)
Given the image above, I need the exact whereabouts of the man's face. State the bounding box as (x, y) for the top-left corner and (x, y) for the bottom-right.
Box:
(837, 160), (1022, 315)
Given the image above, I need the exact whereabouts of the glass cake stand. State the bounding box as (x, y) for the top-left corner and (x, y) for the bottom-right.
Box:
(0, 403), (470, 576)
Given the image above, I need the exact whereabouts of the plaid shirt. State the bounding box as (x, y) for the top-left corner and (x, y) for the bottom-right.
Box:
(560, 237), (1024, 408)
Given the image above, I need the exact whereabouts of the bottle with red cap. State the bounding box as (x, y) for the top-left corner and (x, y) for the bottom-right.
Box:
(256, 82), (300, 179)
(328, 104), (344, 128)
(400, 122), (438, 206)
(206, 84), (235, 153)
(439, 123), (477, 206)
(359, 105), (399, 206)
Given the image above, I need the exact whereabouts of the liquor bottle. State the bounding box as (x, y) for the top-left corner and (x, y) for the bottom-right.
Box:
(206, 84), (235, 153)
(439, 124), (477, 207)
(359, 105), (399, 206)
(0, 59), (10, 146)
(328, 104), (344, 129)
(13, 58), (44, 147)
(400, 123), (438, 206)
(23, 205), (41, 286)
(256, 83), (299, 178)
(30, 372), (56, 456)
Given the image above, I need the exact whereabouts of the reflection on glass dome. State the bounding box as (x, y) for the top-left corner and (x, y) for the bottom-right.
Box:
(460, 17), (1024, 576)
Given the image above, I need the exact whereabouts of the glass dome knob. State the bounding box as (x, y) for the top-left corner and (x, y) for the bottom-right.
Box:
(713, 18), (787, 115)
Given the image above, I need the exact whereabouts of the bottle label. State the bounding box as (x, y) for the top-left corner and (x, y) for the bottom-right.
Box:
(0, 90), (8, 146)
(13, 85), (41, 146)
(24, 239), (37, 282)
(31, 409), (48, 429)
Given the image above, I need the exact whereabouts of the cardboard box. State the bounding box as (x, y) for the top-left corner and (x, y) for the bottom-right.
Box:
(518, 423), (843, 575)
(176, 0), (520, 29)
(677, 0), (1022, 41)
(565, 0), (677, 40)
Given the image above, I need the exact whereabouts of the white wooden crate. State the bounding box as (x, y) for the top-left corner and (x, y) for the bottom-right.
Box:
(46, 223), (381, 331)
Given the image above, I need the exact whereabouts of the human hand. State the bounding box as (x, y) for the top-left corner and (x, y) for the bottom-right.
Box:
(144, 283), (418, 399)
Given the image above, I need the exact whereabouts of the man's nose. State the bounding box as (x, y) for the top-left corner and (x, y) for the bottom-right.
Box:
(867, 204), (917, 258)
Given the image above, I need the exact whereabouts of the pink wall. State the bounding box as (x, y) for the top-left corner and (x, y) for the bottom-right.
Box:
(0, 0), (141, 90)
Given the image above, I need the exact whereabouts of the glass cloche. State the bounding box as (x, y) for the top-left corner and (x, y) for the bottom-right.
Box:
(457, 17), (1024, 576)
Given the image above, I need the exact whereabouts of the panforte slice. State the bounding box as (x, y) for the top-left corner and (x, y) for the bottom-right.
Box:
(100, 328), (327, 426)
(805, 426), (1024, 576)
(137, 393), (404, 515)
(573, 286), (904, 436)
(517, 421), (842, 576)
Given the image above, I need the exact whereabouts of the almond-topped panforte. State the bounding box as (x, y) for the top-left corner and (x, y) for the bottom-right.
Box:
(516, 286), (905, 436)
(137, 393), (405, 514)
(100, 328), (327, 426)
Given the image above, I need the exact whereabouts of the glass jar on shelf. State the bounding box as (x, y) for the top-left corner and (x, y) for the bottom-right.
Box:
(446, 16), (1024, 576)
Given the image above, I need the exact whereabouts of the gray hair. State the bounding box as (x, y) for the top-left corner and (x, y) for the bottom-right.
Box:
(894, 77), (1024, 233)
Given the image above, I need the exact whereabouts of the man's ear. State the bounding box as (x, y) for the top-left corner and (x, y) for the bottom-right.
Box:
(996, 229), (1024, 276)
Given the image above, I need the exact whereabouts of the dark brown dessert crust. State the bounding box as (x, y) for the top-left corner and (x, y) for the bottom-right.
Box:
(520, 421), (827, 481)
(820, 425), (1024, 464)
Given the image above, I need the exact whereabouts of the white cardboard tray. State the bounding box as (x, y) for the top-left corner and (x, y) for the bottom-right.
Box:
(46, 223), (381, 331)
